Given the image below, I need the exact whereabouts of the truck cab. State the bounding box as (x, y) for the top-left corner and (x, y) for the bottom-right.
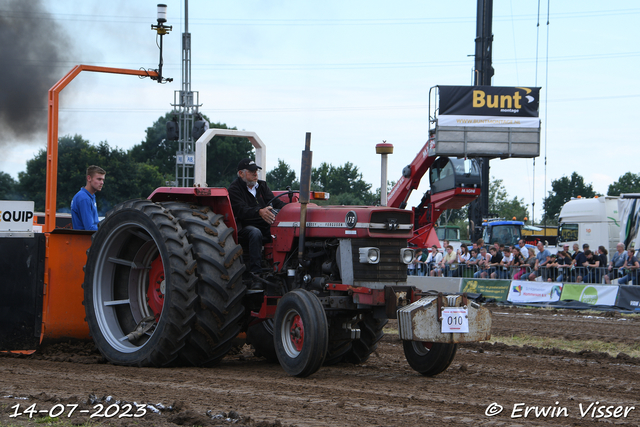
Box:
(482, 220), (523, 247)
(558, 196), (620, 256)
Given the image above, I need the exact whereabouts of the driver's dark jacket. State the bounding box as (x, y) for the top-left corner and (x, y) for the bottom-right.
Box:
(228, 177), (285, 231)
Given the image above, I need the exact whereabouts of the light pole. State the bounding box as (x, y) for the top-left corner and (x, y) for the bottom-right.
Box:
(151, 4), (173, 84)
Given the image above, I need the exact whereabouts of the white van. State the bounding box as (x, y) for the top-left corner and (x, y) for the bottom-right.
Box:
(558, 196), (620, 255)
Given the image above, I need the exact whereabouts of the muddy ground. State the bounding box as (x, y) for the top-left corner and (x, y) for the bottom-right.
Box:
(2, 305), (640, 426)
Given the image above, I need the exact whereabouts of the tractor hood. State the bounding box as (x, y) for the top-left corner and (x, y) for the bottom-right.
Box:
(274, 204), (413, 239)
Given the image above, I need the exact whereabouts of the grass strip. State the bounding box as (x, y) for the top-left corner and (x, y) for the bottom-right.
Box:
(488, 334), (640, 358)
(382, 327), (640, 358)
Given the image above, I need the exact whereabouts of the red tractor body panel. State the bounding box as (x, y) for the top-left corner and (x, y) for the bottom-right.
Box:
(269, 204), (413, 272)
(149, 187), (239, 241)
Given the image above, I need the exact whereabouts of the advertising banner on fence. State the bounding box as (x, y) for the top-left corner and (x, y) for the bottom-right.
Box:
(615, 285), (640, 312)
(560, 284), (618, 306)
(507, 281), (563, 303)
(461, 279), (510, 301)
(438, 85), (541, 118)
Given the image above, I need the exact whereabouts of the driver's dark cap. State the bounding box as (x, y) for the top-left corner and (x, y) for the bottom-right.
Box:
(238, 158), (262, 171)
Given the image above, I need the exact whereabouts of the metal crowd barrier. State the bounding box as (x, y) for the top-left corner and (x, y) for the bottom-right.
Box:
(409, 264), (533, 279)
(407, 264), (637, 284)
(536, 266), (638, 284)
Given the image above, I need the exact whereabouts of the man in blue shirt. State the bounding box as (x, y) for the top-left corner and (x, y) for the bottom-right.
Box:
(528, 241), (551, 281)
(71, 165), (106, 230)
(604, 243), (628, 284)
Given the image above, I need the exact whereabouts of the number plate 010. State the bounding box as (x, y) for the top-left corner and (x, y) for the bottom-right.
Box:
(441, 307), (469, 333)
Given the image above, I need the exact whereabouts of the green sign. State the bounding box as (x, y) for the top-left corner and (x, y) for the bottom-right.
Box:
(560, 284), (618, 306)
(461, 279), (511, 301)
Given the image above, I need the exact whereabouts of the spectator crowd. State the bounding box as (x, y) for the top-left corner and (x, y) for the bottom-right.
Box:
(408, 239), (639, 285)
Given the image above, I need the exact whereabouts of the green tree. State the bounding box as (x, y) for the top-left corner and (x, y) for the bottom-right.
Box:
(499, 197), (530, 222)
(93, 141), (165, 212)
(441, 206), (468, 225)
(365, 180), (397, 207)
(488, 177), (508, 216)
(18, 135), (164, 213)
(128, 112), (178, 177)
(19, 134), (91, 212)
(543, 172), (597, 221)
(264, 160), (378, 205)
(330, 192), (373, 206)
(0, 172), (20, 200)
(129, 113), (254, 187)
(311, 161), (376, 205)
(311, 162), (331, 192)
(489, 177), (529, 221)
(266, 159), (299, 191)
(608, 172), (640, 196)
(452, 217), (470, 240)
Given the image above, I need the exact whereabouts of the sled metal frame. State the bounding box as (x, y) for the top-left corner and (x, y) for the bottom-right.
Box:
(39, 66), (160, 344)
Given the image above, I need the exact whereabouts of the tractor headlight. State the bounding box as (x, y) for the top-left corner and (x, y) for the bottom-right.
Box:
(400, 248), (414, 264)
(359, 247), (380, 264)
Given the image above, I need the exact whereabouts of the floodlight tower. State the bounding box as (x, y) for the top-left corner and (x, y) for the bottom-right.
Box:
(172, 0), (202, 187)
(468, 0), (494, 242)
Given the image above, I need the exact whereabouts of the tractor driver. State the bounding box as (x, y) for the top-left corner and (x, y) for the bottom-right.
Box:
(228, 158), (286, 279)
(71, 165), (106, 231)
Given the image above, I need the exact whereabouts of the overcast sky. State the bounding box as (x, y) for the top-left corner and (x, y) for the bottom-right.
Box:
(2, 0), (638, 221)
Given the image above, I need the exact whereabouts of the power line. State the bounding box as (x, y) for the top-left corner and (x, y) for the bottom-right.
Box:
(57, 105), (428, 113)
(549, 94), (640, 102)
(53, 93), (640, 114)
(8, 50), (640, 72)
(509, 0), (520, 84)
(543, 0), (550, 228)
(3, 8), (640, 26)
(532, 0), (541, 224)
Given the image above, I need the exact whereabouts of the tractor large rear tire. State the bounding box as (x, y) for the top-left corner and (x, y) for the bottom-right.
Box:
(274, 289), (328, 377)
(160, 202), (246, 367)
(83, 200), (197, 367)
(343, 316), (388, 365)
(402, 341), (458, 376)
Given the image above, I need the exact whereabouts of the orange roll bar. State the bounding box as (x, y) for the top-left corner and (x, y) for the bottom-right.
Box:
(44, 65), (158, 233)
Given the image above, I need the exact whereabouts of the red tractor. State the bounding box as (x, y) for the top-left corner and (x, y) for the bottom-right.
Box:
(2, 66), (491, 378)
(82, 129), (491, 378)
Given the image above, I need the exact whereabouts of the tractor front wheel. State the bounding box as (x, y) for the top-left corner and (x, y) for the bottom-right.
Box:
(274, 289), (328, 377)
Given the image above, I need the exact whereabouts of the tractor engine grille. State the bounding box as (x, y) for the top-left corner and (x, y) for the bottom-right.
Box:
(369, 211), (413, 235)
(351, 238), (408, 282)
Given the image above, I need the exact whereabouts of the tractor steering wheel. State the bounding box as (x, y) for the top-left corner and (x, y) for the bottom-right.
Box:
(267, 187), (298, 216)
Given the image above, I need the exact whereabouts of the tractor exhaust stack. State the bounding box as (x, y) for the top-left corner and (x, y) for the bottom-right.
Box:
(298, 132), (312, 263)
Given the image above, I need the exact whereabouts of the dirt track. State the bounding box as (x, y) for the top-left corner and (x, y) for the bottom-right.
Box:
(2, 306), (640, 426)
